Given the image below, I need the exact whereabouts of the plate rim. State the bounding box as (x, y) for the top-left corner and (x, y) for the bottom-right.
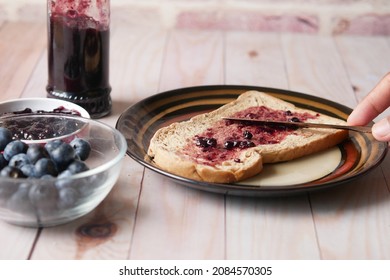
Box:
(116, 85), (388, 196)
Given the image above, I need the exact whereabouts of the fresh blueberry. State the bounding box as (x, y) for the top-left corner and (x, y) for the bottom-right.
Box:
(55, 177), (74, 192)
(74, 178), (94, 197)
(8, 153), (30, 169)
(0, 153), (8, 169)
(57, 187), (80, 209)
(57, 171), (94, 198)
(34, 158), (58, 178)
(57, 171), (95, 199)
(28, 182), (58, 211)
(40, 174), (55, 180)
(20, 164), (36, 178)
(70, 138), (91, 161)
(0, 127), (13, 151)
(7, 183), (34, 214)
(0, 166), (26, 178)
(67, 160), (89, 174)
(57, 169), (74, 179)
(49, 142), (76, 171)
(44, 139), (65, 154)
(26, 144), (49, 164)
(3, 140), (28, 161)
(0, 183), (16, 206)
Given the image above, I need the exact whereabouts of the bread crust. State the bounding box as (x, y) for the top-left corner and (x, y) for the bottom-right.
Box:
(147, 91), (348, 183)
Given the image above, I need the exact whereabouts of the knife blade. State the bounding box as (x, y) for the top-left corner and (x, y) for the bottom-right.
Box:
(222, 117), (372, 133)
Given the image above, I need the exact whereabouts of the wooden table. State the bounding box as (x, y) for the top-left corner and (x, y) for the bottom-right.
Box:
(1, 21), (390, 260)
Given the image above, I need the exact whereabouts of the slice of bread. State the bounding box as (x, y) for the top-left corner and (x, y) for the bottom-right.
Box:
(147, 91), (348, 183)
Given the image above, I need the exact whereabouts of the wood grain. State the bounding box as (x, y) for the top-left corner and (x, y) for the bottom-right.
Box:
(226, 195), (320, 259)
(282, 34), (356, 108)
(335, 36), (390, 122)
(129, 30), (226, 259)
(0, 22), (46, 101)
(0, 223), (37, 260)
(225, 32), (289, 89)
(129, 177), (225, 259)
(0, 22), (46, 260)
(159, 30), (225, 91)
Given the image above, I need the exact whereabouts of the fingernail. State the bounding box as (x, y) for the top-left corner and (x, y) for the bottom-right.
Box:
(372, 118), (390, 140)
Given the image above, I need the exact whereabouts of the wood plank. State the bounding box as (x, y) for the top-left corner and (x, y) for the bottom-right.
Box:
(327, 36), (390, 259)
(224, 32), (320, 259)
(282, 34), (356, 108)
(158, 30), (225, 91)
(335, 36), (390, 122)
(225, 32), (289, 89)
(310, 169), (390, 259)
(0, 22), (46, 101)
(0, 223), (38, 260)
(108, 27), (168, 102)
(129, 30), (226, 259)
(30, 26), (167, 259)
(282, 34), (390, 259)
(20, 50), (47, 98)
(0, 22), (44, 260)
(227, 195), (320, 259)
(104, 27), (169, 124)
(130, 177), (225, 259)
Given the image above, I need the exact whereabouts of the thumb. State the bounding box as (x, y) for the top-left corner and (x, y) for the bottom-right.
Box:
(372, 117), (390, 142)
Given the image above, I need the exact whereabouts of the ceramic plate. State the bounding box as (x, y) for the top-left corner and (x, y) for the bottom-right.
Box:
(116, 85), (388, 196)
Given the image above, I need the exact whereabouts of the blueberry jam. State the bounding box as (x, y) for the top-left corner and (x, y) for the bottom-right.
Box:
(0, 106), (81, 117)
(183, 106), (318, 166)
(1, 116), (84, 141)
(47, 12), (111, 118)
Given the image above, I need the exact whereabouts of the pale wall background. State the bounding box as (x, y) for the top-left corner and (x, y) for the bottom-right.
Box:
(0, 0), (389, 35)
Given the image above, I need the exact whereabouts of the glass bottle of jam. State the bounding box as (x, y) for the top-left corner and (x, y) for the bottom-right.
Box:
(47, 0), (111, 118)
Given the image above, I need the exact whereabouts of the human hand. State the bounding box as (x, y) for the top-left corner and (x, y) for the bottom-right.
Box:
(347, 72), (390, 142)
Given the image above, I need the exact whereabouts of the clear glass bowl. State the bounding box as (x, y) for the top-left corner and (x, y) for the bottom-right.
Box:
(0, 114), (127, 227)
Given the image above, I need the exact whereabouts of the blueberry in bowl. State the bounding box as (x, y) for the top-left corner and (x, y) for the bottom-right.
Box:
(0, 114), (127, 227)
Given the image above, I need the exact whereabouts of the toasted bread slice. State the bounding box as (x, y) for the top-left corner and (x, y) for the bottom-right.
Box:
(147, 91), (348, 183)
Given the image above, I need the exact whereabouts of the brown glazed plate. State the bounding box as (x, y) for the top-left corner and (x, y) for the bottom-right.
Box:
(116, 85), (388, 196)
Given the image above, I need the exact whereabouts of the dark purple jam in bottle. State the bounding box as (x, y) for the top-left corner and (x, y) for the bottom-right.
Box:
(47, 1), (111, 118)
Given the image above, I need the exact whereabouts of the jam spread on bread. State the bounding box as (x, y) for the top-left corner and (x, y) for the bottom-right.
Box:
(184, 106), (318, 165)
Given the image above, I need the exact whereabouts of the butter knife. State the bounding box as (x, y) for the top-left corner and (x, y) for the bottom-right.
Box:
(222, 117), (372, 133)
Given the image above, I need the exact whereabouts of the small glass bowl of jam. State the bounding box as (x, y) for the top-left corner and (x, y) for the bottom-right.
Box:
(0, 98), (90, 118)
(0, 98), (90, 144)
